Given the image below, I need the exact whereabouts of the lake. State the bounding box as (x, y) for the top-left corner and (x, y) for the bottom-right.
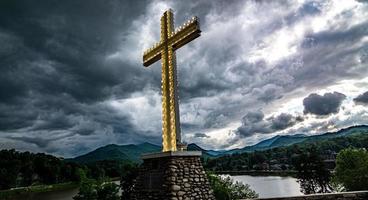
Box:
(20, 176), (301, 199)
(230, 175), (302, 198)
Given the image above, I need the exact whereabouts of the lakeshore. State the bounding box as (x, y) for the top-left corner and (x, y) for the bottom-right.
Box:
(216, 170), (297, 177)
(0, 175), (301, 200)
(0, 182), (78, 200)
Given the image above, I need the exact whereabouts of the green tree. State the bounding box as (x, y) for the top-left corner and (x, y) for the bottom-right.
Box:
(19, 151), (34, 186)
(120, 164), (138, 200)
(73, 178), (98, 200)
(0, 149), (21, 189)
(292, 147), (332, 194)
(75, 168), (88, 183)
(73, 178), (120, 200)
(207, 173), (258, 200)
(97, 182), (120, 200)
(0, 149), (88, 190)
(333, 148), (368, 191)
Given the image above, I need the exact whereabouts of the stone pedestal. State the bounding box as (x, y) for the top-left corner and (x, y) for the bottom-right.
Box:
(131, 151), (215, 200)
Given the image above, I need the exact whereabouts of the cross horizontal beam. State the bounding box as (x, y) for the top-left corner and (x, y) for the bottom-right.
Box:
(143, 17), (200, 67)
(170, 18), (201, 51)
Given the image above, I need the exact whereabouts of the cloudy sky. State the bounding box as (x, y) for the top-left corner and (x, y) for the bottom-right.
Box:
(1, 0), (367, 157)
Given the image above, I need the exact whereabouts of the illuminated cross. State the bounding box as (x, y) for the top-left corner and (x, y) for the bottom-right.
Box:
(143, 9), (201, 152)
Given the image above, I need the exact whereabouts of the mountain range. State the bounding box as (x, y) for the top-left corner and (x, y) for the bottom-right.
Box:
(69, 125), (368, 163)
(68, 142), (160, 163)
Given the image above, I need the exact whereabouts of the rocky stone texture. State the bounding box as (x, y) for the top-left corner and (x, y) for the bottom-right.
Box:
(131, 153), (215, 200)
(247, 191), (368, 200)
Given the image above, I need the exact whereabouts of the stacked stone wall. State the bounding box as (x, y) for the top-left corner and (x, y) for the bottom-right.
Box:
(131, 155), (215, 200)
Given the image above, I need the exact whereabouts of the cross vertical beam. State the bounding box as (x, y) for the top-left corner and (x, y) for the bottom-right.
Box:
(143, 9), (201, 152)
(160, 11), (178, 151)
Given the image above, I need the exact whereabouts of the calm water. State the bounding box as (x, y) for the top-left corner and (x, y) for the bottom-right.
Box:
(28, 187), (79, 200)
(230, 175), (303, 198)
(22, 176), (301, 199)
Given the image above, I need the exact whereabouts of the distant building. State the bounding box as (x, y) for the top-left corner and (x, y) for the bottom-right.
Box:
(270, 164), (282, 170)
(252, 162), (270, 170)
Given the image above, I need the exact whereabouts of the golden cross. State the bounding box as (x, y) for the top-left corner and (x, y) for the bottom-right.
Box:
(143, 9), (201, 152)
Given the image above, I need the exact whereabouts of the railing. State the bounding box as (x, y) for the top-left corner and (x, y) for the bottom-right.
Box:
(242, 191), (368, 200)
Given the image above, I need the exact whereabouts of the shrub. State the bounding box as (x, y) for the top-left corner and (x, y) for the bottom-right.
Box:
(73, 178), (120, 200)
(120, 164), (138, 200)
(73, 178), (98, 200)
(97, 182), (120, 200)
(333, 148), (368, 191)
(207, 172), (258, 200)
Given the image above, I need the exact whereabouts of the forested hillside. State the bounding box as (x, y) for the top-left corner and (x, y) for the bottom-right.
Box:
(204, 133), (368, 171)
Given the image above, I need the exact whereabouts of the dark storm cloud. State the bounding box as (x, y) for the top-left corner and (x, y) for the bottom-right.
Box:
(253, 84), (283, 103)
(31, 111), (75, 131)
(292, 21), (368, 89)
(236, 111), (301, 137)
(168, 1), (268, 100)
(270, 113), (302, 130)
(0, 103), (38, 131)
(0, 0), (164, 156)
(354, 91), (368, 104)
(1, 0), (368, 154)
(303, 92), (346, 115)
(7, 136), (51, 148)
(283, 1), (323, 26)
(0, 0), (153, 103)
(243, 111), (264, 123)
(2, 96), (158, 156)
(237, 111), (269, 137)
(193, 133), (209, 138)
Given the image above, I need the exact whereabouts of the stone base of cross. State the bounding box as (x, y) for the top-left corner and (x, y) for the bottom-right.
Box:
(130, 151), (215, 199)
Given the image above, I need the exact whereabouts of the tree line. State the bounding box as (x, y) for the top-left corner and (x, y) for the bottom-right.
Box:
(0, 149), (81, 190)
(0, 149), (132, 190)
(204, 133), (368, 172)
(1, 133), (367, 199)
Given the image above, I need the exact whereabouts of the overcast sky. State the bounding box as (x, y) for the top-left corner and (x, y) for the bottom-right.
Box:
(0, 0), (367, 157)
